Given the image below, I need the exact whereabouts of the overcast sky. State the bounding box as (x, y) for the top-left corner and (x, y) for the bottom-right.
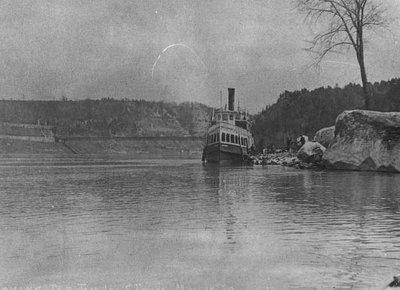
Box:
(1, 0), (400, 112)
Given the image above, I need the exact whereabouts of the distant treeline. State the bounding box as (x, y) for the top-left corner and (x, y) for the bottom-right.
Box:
(2, 77), (400, 146)
(0, 98), (213, 138)
(252, 78), (400, 148)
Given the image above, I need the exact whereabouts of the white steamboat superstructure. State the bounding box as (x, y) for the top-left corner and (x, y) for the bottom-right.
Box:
(202, 88), (255, 163)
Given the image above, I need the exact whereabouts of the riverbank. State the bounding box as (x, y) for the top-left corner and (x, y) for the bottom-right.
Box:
(0, 138), (204, 156)
(0, 138), (322, 169)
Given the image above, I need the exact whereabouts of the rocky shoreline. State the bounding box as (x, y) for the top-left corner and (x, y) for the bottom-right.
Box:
(250, 152), (323, 170)
(322, 110), (400, 172)
(257, 110), (400, 173)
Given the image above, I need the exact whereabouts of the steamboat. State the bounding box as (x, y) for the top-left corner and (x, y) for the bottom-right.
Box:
(202, 88), (255, 163)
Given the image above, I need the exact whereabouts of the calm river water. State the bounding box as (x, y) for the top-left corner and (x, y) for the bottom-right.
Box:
(1, 155), (400, 289)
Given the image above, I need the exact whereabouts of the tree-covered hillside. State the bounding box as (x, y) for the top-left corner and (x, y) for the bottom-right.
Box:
(0, 99), (213, 138)
(252, 78), (400, 148)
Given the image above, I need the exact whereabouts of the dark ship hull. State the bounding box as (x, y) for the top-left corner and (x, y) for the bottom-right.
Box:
(203, 143), (250, 164)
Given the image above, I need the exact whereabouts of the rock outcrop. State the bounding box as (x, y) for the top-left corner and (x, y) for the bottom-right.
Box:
(323, 110), (400, 172)
(297, 141), (326, 164)
(314, 126), (335, 148)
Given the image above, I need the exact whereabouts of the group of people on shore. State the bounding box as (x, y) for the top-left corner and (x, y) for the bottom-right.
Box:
(263, 135), (309, 155)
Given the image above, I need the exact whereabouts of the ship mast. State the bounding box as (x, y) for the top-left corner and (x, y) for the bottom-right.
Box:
(219, 90), (222, 109)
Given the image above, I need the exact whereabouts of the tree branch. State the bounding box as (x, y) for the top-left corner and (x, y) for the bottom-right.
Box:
(297, 0), (389, 110)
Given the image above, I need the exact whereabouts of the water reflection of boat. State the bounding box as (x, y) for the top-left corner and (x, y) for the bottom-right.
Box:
(202, 164), (251, 249)
(202, 88), (255, 164)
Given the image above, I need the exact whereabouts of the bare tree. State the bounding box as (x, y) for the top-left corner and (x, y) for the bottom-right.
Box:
(298, 0), (387, 109)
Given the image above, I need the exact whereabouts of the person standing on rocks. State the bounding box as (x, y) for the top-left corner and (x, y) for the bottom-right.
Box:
(286, 137), (292, 151)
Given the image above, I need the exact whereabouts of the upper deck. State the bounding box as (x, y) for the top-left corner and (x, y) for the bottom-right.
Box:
(209, 108), (250, 131)
(205, 88), (254, 148)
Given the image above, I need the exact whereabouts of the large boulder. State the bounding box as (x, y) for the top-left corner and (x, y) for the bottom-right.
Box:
(323, 110), (400, 172)
(297, 141), (326, 164)
(314, 126), (335, 148)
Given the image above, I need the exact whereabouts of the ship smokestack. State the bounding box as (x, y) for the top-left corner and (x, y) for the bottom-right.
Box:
(228, 88), (235, 111)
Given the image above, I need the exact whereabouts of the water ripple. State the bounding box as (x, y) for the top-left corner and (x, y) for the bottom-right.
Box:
(0, 157), (400, 289)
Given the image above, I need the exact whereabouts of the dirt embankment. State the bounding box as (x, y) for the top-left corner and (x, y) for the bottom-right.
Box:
(0, 138), (205, 156)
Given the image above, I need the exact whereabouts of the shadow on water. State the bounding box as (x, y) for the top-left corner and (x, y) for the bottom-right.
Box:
(269, 169), (400, 218)
(265, 169), (400, 246)
(254, 168), (400, 288)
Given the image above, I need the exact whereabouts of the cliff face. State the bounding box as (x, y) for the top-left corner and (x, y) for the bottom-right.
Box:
(0, 100), (212, 138)
(323, 110), (400, 172)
